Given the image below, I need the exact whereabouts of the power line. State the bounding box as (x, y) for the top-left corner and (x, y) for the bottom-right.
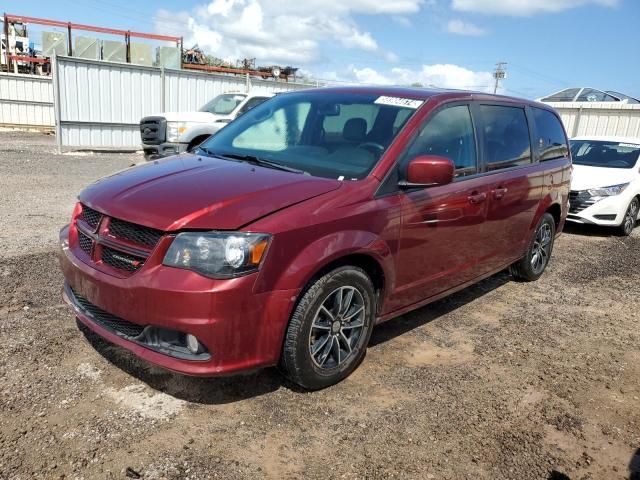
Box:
(508, 62), (571, 88)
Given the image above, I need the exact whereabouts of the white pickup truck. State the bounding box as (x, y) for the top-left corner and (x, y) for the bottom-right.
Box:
(139, 92), (273, 160)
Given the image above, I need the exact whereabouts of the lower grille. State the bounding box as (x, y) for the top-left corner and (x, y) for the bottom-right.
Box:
(594, 214), (617, 221)
(569, 190), (595, 214)
(101, 246), (145, 272)
(78, 231), (94, 256)
(70, 287), (145, 338)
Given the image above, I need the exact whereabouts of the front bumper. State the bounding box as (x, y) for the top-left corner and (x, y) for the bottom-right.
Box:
(142, 142), (188, 161)
(59, 226), (298, 376)
(567, 191), (628, 226)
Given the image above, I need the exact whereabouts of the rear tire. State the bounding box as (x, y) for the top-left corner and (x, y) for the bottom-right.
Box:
(619, 197), (639, 236)
(281, 266), (376, 390)
(510, 213), (556, 282)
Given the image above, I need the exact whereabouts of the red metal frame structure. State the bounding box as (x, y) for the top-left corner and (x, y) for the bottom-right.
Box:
(8, 54), (48, 64)
(183, 63), (292, 82)
(2, 13), (182, 68)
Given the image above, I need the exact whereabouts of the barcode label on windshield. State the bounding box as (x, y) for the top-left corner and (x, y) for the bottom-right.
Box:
(375, 96), (424, 109)
(618, 143), (640, 148)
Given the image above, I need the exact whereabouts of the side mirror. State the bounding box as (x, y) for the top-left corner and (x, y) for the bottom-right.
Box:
(399, 155), (455, 188)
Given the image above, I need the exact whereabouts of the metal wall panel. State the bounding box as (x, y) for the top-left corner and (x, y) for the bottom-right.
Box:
(56, 56), (163, 149)
(0, 73), (55, 128)
(544, 102), (640, 139)
(55, 56), (313, 149)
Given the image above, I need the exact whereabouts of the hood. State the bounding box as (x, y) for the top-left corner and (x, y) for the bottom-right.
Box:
(571, 164), (636, 190)
(153, 112), (224, 123)
(80, 154), (341, 231)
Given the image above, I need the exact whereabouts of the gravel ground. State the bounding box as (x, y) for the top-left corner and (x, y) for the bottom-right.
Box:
(1, 131), (639, 480)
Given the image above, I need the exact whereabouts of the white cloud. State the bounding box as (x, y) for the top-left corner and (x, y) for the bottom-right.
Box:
(323, 63), (496, 92)
(451, 0), (618, 16)
(155, 0), (424, 64)
(391, 15), (413, 27)
(384, 51), (400, 63)
(446, 19), (487, 35)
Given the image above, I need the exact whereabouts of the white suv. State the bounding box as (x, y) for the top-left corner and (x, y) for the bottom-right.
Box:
(568, 136), (640, 235)
(140, 92), (273, 160)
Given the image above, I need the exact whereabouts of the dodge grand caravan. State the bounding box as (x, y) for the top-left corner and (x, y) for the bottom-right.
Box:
(59, 87), (571, 389)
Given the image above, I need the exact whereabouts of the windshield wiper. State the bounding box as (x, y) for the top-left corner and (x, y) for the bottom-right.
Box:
(214, 153), (308, 175)
(195, 145), (220, 157)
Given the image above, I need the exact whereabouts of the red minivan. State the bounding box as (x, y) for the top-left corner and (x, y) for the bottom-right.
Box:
(59, 87), (571, 389)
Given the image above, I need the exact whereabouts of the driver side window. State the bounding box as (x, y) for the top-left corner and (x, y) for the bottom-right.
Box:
(407, 105), (477, 177)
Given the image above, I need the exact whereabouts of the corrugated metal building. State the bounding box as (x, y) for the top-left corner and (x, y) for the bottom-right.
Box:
(545, 102), (640, 139)
(0, 73), (55, 129)
(53, 56), (312, 150)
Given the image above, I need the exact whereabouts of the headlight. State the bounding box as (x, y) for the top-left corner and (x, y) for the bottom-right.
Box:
(587, 183), (629, 199)
(166, 122), (198, 142)
(163, 232), (270, 278)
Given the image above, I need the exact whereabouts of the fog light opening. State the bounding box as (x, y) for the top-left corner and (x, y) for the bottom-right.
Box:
(186, 334), (201, 354)
(136, 326), (210, 361)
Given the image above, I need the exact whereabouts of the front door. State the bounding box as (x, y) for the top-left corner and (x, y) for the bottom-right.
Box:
(391, 103), (493, 310)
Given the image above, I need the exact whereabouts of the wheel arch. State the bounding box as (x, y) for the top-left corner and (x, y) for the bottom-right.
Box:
(187, 134), (212, 150)
(546, 202), (562, 229)
(301, 253), (386, 314)
(257, 230), (394, 315)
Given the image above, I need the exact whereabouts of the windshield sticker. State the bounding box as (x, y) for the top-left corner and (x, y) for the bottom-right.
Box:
(374, 96), (424, 109)
(618, 143), (640, 148)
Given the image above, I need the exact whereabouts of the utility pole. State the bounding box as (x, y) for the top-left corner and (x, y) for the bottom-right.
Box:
(493, 62), (507, 94)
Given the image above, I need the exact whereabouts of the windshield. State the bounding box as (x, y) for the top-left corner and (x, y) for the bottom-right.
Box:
(605, 91), (640, 104)
(570, 140), (640, 169)
(199, 92), (422, 180)
(200, 94), (247, 115)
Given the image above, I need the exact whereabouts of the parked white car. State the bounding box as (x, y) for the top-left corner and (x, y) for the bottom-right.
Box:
(139, 92), (274, 160)
(568, 136), (640, 235)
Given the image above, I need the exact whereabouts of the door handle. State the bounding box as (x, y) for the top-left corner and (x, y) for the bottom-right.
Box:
(468, 192), (487, 204)
(492, 187), (508, 200)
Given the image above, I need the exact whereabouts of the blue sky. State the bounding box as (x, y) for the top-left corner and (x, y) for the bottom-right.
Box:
(11, 0), (640, 99)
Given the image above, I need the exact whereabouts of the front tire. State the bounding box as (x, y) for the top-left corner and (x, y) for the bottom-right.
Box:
(619, 197), (639, 236)
(510, 213), (556, 282)
(281, 266), (376, 390)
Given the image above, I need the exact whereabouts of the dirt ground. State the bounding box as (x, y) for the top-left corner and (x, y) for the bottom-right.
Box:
(0, 131), (638, 480)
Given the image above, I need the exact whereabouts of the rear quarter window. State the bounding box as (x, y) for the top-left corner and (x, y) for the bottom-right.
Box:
(532, 108), (569, 161)
(480, 105), (532, 171)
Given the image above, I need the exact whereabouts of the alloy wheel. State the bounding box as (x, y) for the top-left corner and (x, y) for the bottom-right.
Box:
(308, 286), (366, 370)
(530, 223), (552, 275)
(623, 199), (639, 235)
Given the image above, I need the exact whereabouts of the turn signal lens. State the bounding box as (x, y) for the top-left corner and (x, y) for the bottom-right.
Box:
(251, 239), (269, 265)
